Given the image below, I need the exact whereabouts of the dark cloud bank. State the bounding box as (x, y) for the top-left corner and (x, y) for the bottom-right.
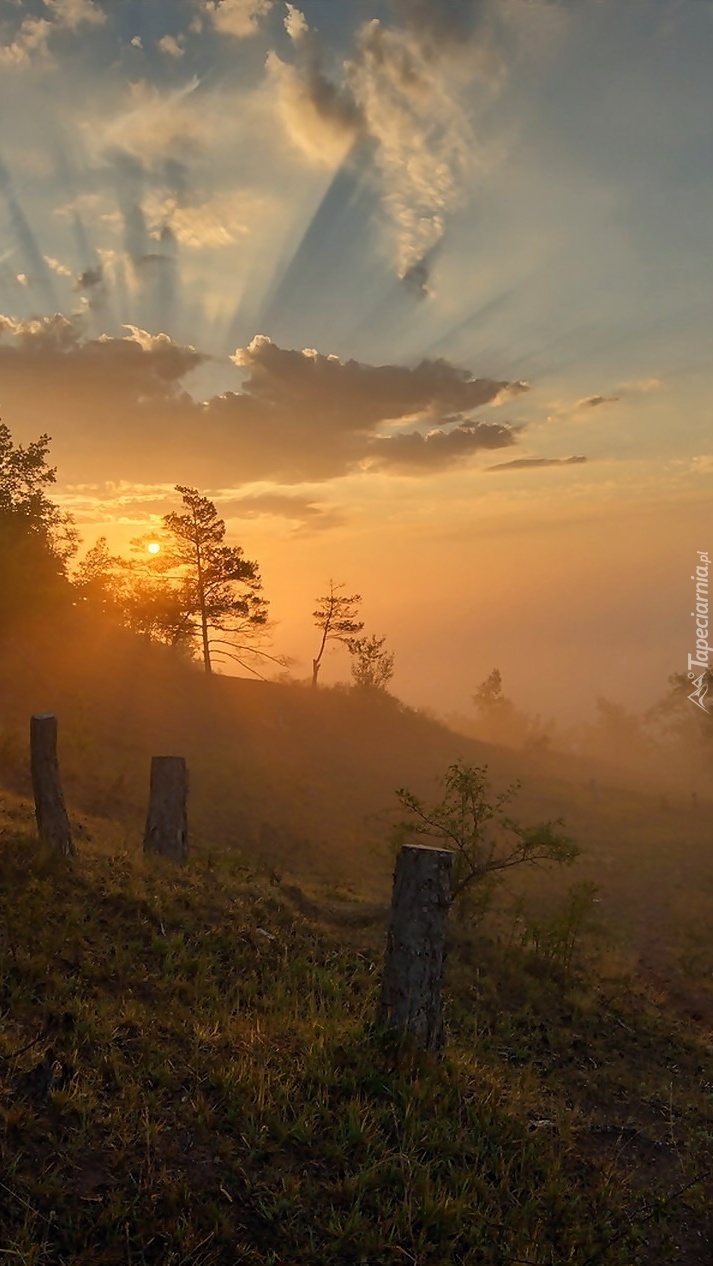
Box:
(0, 315), (539, 486)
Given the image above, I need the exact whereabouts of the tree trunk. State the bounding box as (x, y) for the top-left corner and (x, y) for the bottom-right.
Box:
(378, 844), (454, 1054)
(30, 714), (74, 857)
(201, 611), (212, 674)
(143, 757), (189, 861)
(311, 658), (320, 688)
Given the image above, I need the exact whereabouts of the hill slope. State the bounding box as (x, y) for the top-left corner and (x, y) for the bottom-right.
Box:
(1, 795), (712, 1265)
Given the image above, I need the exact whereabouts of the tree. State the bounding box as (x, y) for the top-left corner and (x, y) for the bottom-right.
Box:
(392, 761), (578, 923)
(470, 668), (543, 749)
(311, 580), (363, 687)
(347, 633), (395, 692)
(158, 485), (269, 675)
(73, 536), (194, 651)
(644, 669), (713, 783)
(71, 494), (276, 676)
(647, 669), (713, 741)
(0, 421), (77, 629)
(472, 668), (518, 727)
(73, 537), (123, 618)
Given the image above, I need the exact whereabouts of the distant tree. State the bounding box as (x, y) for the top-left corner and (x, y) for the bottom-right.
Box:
(392, 761), (578, 923)
(470, 668), (523, 744)
(645, 670), (713, 766)
(347, 633), (395, 692)
(574, 696), (653, 766)
(472, 668), (515, 722)
(311, 580), (363, 687)
(0, 421), (77, 629)
(446, 669), (558, 752)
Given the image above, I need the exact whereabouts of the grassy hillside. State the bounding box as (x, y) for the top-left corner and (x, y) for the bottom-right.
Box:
(1, 617), (712, 1261)
(1, 790), (712, 1265)
(0, 610), (710, 961)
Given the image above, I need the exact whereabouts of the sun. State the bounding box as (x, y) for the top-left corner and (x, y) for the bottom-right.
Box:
(147, 542), (161, 555)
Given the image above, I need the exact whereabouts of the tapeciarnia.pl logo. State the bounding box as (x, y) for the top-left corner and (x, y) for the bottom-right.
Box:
(688, 550), (710, 713)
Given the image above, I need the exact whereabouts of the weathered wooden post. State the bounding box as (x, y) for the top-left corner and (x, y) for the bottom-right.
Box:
(30, 713), (74, 858)
(143, 757), (188, 861)
(378, 844), (454, 1054)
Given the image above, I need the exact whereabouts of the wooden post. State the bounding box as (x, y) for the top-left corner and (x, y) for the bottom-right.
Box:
(30, 714), (74, 858)
(143, 757), (188, 861)
(378, 844), (454, 1054)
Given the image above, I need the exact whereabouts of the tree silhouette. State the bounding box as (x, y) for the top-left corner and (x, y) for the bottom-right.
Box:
(347, 633), (395, 692)
(311, 580), (363, 688)
(76, 489), (273, 674)
(0, 421), (76, 630)
(159, 485), (269, 675)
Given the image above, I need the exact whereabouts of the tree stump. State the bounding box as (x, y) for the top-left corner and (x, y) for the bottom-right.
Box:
(30, 714), (74, 857)
(378, 844), (454, 1054)
(143, 757), (189, 861)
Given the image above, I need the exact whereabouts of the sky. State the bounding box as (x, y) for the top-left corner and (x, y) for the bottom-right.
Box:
(1, 0), (711, 721)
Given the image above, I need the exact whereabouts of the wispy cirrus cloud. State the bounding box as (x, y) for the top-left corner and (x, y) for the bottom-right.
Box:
(576, 394), (619, 410)
(487, 455), (587, 472)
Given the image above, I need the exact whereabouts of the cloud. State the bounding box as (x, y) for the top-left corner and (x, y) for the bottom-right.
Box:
(284, 4), (308, 42)
(389, 0), (485, 49)
(368, 422), (519, 473)
(487, 455), (587, 472)
(0, 317), (527, 488)
(544, 392), (620, 424)
(45, 0), (106, 30)
(55, 480), (176, 523)
(0, 17), (53, 67)
(217, 490), (346, 530)
(576, 394), (619, 409)
(0, 313), (204, 389)
(231, 334), (516, 424)
(203, 0), (274, 39)
(94, 79), (204, 167)
(44, 255), (72, 278)
(143, 189), (264, 250)
(75, 265), (104, 290)
(266, 44), (363, 167)
(0, 0), (105, 67)
(157, 34), (185, 59)
(269, 3), (504, 279)
(620, 378), (662, 394)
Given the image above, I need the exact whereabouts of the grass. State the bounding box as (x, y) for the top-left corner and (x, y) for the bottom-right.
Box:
(1, 792), (712, 1265)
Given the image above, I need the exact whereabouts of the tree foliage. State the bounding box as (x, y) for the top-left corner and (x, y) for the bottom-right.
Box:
(160, 486), (269, 674)
(0, 421), (77, 629)
(74, 487), (275, 675)
(393, 761), (578, 921)
(311, 580), (363, 687)
(347, 633), (395, 692)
